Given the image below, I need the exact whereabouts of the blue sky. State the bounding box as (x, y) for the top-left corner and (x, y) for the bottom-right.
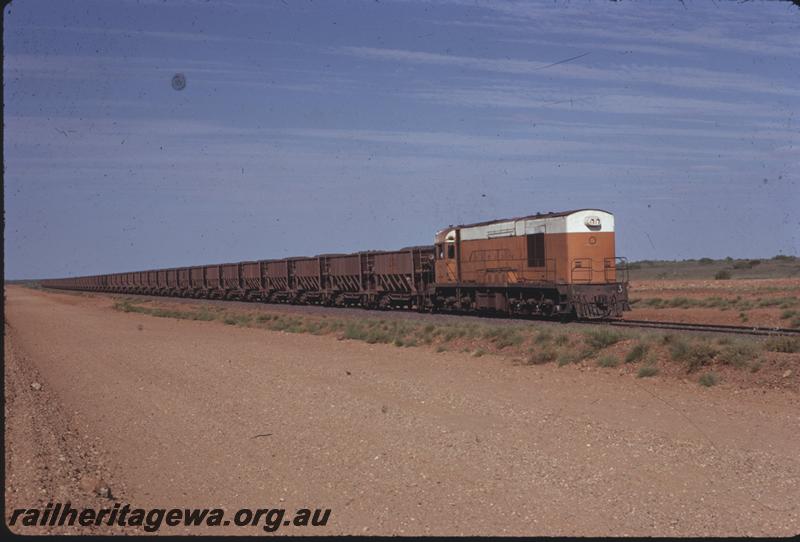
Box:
(4, 0), (799, 279)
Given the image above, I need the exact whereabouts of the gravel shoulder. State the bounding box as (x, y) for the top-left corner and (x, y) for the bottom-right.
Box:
(4, 286), (800, 536)
(4, 322), (129, 535)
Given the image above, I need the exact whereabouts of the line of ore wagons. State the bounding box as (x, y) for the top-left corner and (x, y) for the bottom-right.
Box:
(48, 246), (436, 307)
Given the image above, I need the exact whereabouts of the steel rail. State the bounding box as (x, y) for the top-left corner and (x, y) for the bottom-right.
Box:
(604, 318), (800, 337)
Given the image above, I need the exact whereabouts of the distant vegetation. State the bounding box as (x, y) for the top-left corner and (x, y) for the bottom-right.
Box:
(628, 294), (800, 328)
(626, 255), (799, 280)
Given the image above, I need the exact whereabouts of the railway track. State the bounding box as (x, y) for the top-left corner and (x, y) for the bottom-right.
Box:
(36, 287), (800, 337)
(605, 319), (800, 337)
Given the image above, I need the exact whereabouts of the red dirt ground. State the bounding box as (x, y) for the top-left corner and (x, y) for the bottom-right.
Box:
(629, 278), (800, 327)
(4, 286), (800, 536)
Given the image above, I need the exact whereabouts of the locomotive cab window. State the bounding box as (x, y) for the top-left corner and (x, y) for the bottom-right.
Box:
(527, 233), (545, 267)
(447, 243), (455, 259)
(436, 244), (443, 260)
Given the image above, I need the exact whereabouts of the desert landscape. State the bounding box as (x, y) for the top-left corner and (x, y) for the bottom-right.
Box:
(627, 257), (800, 329)
(5, 2), (799, 536)
(4, 275), (799, 536)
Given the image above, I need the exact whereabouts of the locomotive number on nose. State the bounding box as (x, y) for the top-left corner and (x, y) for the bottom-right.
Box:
(584, 215), (602, 228)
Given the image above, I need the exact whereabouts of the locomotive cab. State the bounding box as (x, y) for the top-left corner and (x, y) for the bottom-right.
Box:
(434, 230), (458, 283)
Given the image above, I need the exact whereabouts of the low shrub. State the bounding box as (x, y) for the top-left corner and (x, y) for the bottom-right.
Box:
(668, 337), (691, 361)
(670, 297), (692, 308)
(718, 342), (758, 368)
(637, 365), (659, 378)
(597, 355), (620, 368)
(493, 329), (524, 349)
(584, 328), (625, 350)
(442, 326), (468, 341)
(685, 343), (719, 372)
(224, 313), (253, 326)
(765, 337), (800, 353)
(669, 338), (718, 372)
(758, 297), (799, 309)
(699, 372), (719, 387)
(304, 321), (328, 335)
(625, 342), (649, 364)
(343, 322), (368, 341)
(714, 270), (732, 280)
(556, 351), (580, 366)
(528, 348), (556, 365)
(534, 329), (553, 344)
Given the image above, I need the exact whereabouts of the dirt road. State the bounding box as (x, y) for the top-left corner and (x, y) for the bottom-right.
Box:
(4, 286), (799, 536)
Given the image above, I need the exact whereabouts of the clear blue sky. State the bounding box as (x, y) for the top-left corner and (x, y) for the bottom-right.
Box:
(4, 0), (799, 280)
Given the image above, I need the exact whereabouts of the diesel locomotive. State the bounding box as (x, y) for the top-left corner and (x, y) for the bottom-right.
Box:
(41, 209), (630, 319)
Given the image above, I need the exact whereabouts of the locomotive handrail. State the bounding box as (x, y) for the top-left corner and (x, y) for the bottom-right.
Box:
(482, 257), (557, 284)
(570, 258), (594, 283)
(605, 256), (629, 284)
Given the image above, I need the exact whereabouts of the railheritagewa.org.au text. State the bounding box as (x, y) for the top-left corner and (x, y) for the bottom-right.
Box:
(9, 502), (331, 532)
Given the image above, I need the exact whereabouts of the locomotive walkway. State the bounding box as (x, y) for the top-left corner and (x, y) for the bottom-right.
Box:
(4, 286), (799, 536)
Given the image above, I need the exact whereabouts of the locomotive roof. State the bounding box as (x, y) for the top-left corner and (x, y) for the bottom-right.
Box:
(449, 208), (612, 230)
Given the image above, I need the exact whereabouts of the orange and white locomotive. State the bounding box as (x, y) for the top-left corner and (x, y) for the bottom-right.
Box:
(432, 209), (629, 318)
